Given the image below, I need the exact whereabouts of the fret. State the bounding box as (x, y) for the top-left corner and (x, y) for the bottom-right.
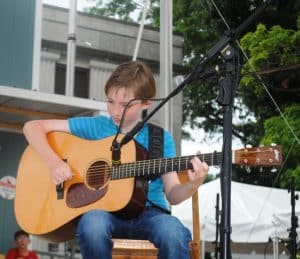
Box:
(116, 166), (120, 180)
(185, 157), (189, 172)
(121, 165), (124, 179)
(144, 160), (148, 176)
(141, 161), (144, 176)
(165, 159), (167, 173)
(159, 159), (161, 175)
(145, 160), (148, 176)
(148, 159), (150, 176)
(127, 164), (131, 178)
(186, 156), (188, 171)
(116, 167), (118, 180)
(111, 167), (115, 180)
(137, 161), (141, 177)
(123, 164), (126, 178)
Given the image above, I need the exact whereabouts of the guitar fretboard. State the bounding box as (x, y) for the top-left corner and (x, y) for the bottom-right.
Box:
(111, 152), (223, 180)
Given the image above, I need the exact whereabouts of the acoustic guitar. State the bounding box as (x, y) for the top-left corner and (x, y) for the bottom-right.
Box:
(15, 132), (282, 242)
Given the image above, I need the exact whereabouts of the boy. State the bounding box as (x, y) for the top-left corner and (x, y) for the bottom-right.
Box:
(23, 60), (208, 258)
(6, 230), (39, 259)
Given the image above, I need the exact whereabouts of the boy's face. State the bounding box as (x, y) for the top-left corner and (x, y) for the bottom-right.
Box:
(15, 234), (30, 250)
(106, 87), (151, 132)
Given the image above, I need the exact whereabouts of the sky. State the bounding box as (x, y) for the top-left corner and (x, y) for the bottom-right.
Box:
(43, 0), (95, 10)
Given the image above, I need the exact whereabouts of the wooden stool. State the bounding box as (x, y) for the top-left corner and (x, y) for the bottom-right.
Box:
(112, 239), (158, 259)
(112, 171), (201, 259)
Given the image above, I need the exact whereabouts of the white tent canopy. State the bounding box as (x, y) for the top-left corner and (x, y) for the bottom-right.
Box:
(173, 179), (300, 243)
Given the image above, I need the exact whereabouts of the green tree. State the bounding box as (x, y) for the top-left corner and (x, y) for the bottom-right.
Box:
(262, 104), (300, 189)
(239, 22), (300, 144)
(237, 20), (300, 187)
(176, 0), (300, 143)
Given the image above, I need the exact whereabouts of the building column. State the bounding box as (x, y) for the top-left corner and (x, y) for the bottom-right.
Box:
(160, 0), (173, 133)
(39, 51), (60, 93)
(89, 60), (116, 101)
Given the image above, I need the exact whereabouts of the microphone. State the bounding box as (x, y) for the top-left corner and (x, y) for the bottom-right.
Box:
(111, 138), (121, 166)
(120, 121), (144, 146)
(110, 98), (145, 166)
(119, 97), (165, 146)
(110, 97), (165, 165)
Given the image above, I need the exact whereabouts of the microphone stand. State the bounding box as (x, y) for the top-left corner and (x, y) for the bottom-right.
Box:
(288, 177), (299, 259)
(114, 2), (274, 258)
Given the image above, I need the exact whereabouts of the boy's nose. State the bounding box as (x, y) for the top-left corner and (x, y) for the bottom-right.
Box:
(113, 104), (124, 116)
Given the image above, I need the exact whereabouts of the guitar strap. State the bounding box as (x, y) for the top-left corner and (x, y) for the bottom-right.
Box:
(148, 122), (164, 161)
(146, 123), (171, 214)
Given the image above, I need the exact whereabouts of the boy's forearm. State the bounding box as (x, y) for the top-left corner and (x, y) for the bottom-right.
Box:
(166, 181), (200, 205)
(23, 121), (62, 168)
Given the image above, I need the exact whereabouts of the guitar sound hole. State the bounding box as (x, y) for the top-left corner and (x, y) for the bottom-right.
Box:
(86, 160), (110, 190)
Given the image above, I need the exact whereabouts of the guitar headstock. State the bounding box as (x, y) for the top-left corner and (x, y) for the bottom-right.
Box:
(234, 145), (282, 167)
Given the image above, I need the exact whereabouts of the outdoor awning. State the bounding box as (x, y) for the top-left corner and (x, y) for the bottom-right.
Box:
(0, 85), (106, 133)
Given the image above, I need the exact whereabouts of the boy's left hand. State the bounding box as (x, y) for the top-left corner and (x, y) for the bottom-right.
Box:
(188, 153), (209, 186)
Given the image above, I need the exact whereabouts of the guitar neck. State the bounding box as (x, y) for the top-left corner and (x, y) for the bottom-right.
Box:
(111, 151), (223, 180)
(111, 144), (282, 180)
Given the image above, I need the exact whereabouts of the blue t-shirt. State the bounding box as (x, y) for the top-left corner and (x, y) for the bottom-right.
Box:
(68, 115), (176, 210)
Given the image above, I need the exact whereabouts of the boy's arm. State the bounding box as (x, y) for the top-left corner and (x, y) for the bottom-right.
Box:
(23, 119), (73, 185)
(162, 131), (208, 205)
(162, 155), (208, 205)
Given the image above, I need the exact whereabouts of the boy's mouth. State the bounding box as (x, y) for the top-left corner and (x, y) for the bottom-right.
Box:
(113, 118), (121, 124)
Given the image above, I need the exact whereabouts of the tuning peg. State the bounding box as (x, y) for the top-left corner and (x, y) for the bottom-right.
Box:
(271, 143), (277, 147)
(245, 144), (252, 148)
(259, 144), (264, 148)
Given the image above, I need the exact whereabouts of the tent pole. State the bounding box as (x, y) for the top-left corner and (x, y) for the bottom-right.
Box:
(272, 236), (279, 259)
(65, 0), (77, 96)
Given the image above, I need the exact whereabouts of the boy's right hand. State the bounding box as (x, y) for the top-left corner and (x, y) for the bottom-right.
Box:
(49, 160), (73, 185)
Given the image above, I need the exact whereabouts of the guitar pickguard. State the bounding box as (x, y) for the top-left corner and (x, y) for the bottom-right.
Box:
(67, 183), (108, 208)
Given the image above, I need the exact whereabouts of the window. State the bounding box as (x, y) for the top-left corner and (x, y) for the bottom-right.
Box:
(55, 64), (89, 98)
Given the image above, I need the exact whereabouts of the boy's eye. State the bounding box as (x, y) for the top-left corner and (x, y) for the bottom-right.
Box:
(122, 102), (131, 108)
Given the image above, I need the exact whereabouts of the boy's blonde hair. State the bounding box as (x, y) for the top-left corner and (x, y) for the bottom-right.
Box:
(105, 60), (156, 99)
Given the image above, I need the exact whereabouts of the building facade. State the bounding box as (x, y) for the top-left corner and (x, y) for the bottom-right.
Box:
(0, 2), (184, 256)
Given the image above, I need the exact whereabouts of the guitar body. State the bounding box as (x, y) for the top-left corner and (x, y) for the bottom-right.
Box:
(15, 131), (282, 243)
(15, 132), (148, 242)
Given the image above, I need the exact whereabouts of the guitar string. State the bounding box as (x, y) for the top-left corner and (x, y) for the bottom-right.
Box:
(85, 155), (221, 181)
(83, 149), (276, 173)
(83, 149), (277, 181)
(83, 149), (276, 171)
